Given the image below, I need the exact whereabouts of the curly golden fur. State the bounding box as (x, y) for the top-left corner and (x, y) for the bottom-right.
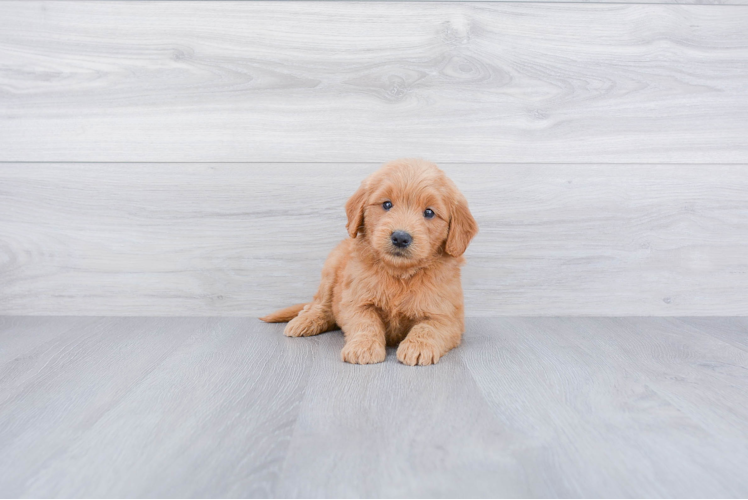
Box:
(261, 159), (478, 365)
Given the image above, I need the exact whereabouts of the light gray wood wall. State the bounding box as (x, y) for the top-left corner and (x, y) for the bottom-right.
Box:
(1, 2), (747, 316)
(1, 163), (746, 316)
(1, 2), (747, 163)
(7, 0), (748, 4)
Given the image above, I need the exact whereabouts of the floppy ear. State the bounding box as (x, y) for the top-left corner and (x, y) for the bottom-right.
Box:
(345, 181), (368, 238)
(445, 191), (478, 257)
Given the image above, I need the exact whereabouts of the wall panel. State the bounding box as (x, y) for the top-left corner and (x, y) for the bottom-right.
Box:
(1, 2), (747, 162)
(1, 163), (746, 316)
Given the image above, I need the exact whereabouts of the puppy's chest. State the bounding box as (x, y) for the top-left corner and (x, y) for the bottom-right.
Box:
(369, 285), (422, 342)
(367, 275), (430, 321)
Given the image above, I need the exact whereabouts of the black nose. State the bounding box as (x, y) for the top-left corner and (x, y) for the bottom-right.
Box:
(391, 230), (412, 249)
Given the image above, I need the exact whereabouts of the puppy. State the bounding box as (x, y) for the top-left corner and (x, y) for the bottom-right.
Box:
(261, 159), (478, 365)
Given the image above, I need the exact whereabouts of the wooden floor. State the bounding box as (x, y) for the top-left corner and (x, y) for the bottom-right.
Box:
(1, 316), (747, 498)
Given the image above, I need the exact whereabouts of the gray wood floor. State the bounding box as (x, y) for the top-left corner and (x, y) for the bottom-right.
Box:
(1, 316), (747, 498)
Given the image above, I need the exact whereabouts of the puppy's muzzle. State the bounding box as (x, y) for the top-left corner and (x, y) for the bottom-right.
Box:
(390, 230), (412, 249)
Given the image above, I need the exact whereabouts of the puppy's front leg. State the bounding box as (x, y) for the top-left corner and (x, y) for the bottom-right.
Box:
(397, 318), (462, 366)
(340, 308), (386, 365)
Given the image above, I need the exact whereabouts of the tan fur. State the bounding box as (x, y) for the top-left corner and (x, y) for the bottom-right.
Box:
(259, 303), (308, 323)
(261, 159), (478, 365)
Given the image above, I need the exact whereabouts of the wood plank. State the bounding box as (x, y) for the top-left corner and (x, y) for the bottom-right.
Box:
(585, 317), (748, 441)
(672, 316), (748, 352)
(462, 317), (748, 497)
(0, 316), (99, 368)
(8, 0), (748, 5)
(1, 163), (747, 316)
(276, 331), (532, 498)
(0, 317), (198, 495)
(2, 317), (747, 497)
(0, 317), (316, 497)
(1, 2), (747, 162)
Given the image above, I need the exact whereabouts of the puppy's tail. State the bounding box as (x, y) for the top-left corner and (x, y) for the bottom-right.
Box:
(259, 303), (308, 323)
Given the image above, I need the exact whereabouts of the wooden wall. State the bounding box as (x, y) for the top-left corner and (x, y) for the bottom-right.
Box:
(1, 2), (747, 316)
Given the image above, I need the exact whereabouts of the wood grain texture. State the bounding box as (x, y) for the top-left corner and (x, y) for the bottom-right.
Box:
(0, 317), (317, 498)
(1, 163), (747, 316)
(0, 317), (199, 496)
(462, 317), (748, 497)
(1, 316), (747, 497)
(673, 316), (748, 351)
(276, 332), (530, 498)
(7, 0), (747, 5)
(0, 316), (97, 367)
(1, 2), (747, 163)
(591, 317), (748, 442)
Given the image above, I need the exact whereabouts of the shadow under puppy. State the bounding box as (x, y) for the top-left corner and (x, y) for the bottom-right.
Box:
(261, 158), (478, 365)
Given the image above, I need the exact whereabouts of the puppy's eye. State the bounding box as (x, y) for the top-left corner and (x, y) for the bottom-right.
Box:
(382, 201), (393, 211)
(424, 208), (435, 219)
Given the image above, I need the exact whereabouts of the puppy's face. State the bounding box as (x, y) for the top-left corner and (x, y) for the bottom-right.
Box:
(346, 159), (478, 268)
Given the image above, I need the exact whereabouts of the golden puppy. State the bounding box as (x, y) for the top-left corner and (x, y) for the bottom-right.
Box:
(261, 159), (478, 365)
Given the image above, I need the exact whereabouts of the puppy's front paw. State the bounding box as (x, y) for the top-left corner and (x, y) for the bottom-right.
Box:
(284, 309), (329, 337)
(397, 338), (443, 366)
(341, 338), (386, 365)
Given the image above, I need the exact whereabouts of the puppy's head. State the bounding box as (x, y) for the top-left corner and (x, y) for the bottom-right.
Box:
(346, 159), (478, 268)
